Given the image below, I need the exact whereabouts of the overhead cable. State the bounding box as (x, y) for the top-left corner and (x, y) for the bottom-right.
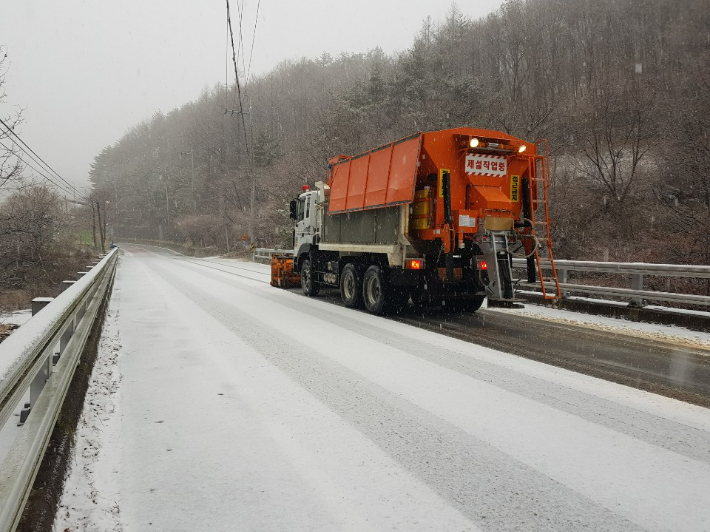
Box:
(246, 0), (262, 84)
(0, 117), (85, 199)
(236, 0), (247, 80)
(0, 139), (85, 199)
(225, 0), (250, 155)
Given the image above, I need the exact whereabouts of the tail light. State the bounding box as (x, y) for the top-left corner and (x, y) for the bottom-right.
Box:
(478, 260), (488, 270)
(405, 259), (423, 270)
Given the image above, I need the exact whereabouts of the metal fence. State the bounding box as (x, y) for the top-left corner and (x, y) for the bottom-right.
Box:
(512, 258), (710, 307)
(0, 249), (118, 532)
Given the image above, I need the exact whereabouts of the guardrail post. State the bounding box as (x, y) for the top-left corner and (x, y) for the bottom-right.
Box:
(78, 300), (87, 321)
(558, 268), (568, 299)
(630, 274), (645, 307)
(59, 319), (74, 357)
(31, 297), (54, 316)
(28, 354), (52, 419)
(60, 280), (76, 293)
(20, 298), (57, 425)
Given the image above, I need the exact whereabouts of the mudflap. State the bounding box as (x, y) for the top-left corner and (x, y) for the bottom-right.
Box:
(271, 254), (301, 288)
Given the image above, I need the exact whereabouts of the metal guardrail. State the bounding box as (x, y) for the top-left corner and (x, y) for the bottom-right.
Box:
(513, 258), (710, 307)
(254, 249), (709, 308)
(253, 248), (293, 262)
(0, 248), (118, 532)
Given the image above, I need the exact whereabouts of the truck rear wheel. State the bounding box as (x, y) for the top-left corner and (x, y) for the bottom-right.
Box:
(301, 258), (319, 297)
(362, 265), (388, 315)
(340, 263), (362, 308)
(459, 295), (486, 312)
(442, 294), (486, 313)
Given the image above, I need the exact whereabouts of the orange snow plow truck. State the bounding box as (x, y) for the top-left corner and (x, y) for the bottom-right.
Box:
(271, 127), (560, 314)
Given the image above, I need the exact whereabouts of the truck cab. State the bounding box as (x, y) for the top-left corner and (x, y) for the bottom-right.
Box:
(290, 187), (321, 272)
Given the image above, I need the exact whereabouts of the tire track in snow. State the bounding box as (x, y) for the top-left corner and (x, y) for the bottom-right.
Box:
(146, 258), (652, 532)
(167, 256), (710, 464)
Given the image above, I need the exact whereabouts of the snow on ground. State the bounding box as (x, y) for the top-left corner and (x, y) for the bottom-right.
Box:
(55, 246), (710, 531)
(53, 300), (123, 532)
(0, 309), (32, 327)
(496, 302), (710, 351)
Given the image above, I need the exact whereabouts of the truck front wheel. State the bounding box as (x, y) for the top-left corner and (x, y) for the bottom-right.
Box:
(340, 263), (362, 308)
(301, 258), (319, 297)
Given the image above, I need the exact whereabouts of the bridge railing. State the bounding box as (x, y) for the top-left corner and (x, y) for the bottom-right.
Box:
(512, 258), (710, 307)
(0, 248), (118, 532)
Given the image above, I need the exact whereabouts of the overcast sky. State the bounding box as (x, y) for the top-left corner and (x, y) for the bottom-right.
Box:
(0, 0), (504, 192)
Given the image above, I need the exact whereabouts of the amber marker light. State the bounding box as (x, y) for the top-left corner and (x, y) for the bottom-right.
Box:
(470, 137), (480, 148)
(518, 145), (527, 153)
(406, 259), (423, 270)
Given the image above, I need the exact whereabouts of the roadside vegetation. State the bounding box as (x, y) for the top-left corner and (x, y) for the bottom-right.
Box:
(0, 183), (95, 311)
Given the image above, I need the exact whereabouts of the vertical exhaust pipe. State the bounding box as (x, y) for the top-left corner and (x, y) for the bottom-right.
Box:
(442, 170), (455, 281)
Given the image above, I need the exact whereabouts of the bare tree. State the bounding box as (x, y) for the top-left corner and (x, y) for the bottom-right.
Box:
(0, 46), (24, 191)
(578, 87), (651, 205)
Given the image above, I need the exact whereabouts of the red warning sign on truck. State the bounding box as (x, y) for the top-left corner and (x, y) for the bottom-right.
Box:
(464, 154), (507, 177)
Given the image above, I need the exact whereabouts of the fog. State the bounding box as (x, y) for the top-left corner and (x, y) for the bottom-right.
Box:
(0, 1), (503, 192)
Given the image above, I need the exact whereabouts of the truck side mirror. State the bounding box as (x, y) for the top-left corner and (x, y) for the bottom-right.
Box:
(289, 199), (297, 220)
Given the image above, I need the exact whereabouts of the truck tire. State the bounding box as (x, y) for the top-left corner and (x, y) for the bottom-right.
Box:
(340, 263), (362, 308)
(301, 258), (319, 297)
(460, 295), (486, 313)
(442, 294), (485, 313)
(363, 265), (389, 315)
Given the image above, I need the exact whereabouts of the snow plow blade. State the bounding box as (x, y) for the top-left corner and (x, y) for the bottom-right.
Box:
(271, 254), (300, 288)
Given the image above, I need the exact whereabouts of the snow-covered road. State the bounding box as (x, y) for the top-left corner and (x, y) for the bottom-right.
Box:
(55, 245), (710, 532)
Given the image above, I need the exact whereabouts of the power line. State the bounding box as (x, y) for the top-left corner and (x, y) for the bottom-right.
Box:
(0, 117), (85, 199)
(0, 118), (85, 200)
(246, 0), (262, 84)
(236, 0), (247, 82)
(225, 14), (230, 109)
(225, 0), (250, 156)
(0, 139), (85, 200)
(0, 139), (85, 199)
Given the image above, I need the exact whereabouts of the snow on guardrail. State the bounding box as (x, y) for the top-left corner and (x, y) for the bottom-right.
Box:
(0, 249), (117, 384)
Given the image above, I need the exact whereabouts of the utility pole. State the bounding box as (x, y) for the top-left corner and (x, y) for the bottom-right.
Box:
(165, 184), (170, 224)
(91, 201), (97, 249)
(104, 200), (110, 247)
(225, 107), (254, 245)
(249, 97), (255, 246)
(96, 201), (105, 253)
(180, 150), (195, 212)
(159, 175), (169, 225)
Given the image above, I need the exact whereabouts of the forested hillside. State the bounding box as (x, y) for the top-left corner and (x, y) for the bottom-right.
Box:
(90, 0), (709, 267)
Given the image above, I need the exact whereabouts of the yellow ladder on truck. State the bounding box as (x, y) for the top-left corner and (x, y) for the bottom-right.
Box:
(528, 139), (561, 301)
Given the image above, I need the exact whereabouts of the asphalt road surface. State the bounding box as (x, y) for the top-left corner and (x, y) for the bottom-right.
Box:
(56, 244), (710, 532)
